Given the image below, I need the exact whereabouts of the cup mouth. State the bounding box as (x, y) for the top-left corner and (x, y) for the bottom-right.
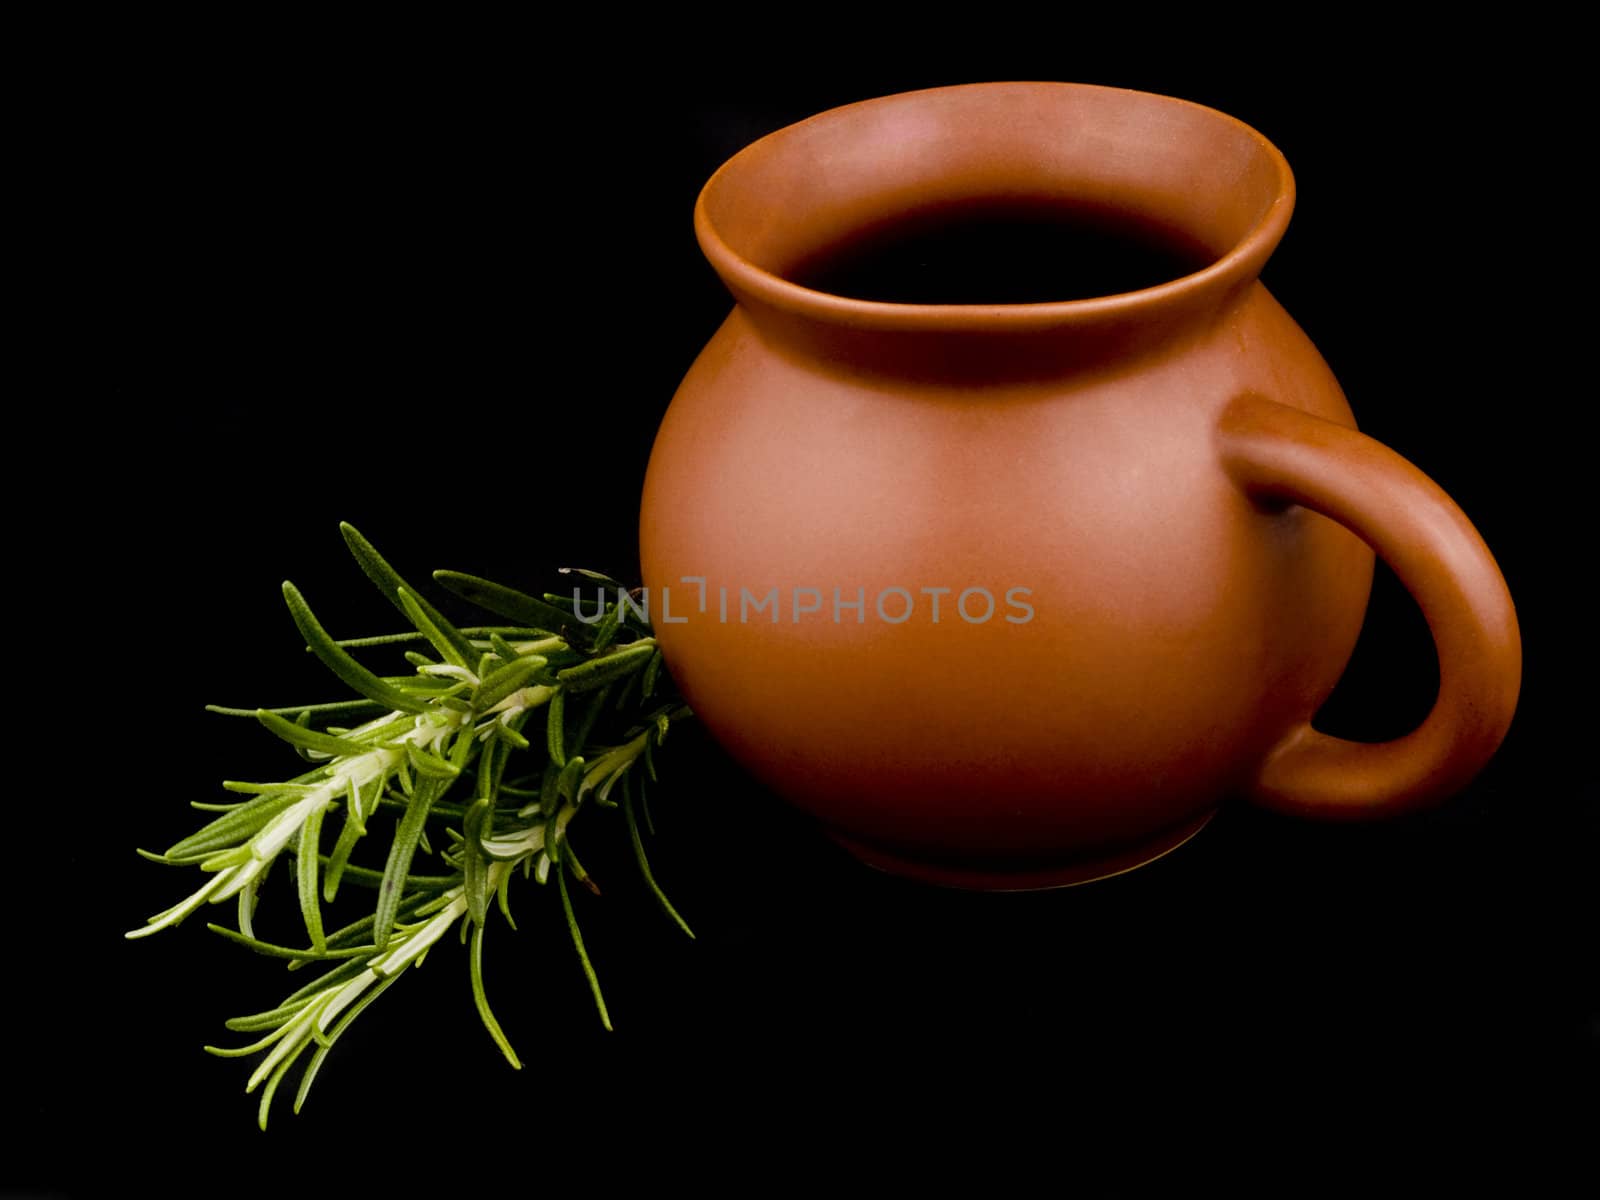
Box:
(694, 81), (1295, 334)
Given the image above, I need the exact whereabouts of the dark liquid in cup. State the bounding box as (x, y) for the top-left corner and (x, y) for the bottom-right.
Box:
(788, 200), (1216, 305)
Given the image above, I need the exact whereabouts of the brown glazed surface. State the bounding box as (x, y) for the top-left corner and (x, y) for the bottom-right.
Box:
(638, 83), (1521, 887)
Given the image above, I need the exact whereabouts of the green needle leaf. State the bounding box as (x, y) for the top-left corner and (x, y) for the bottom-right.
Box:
(560, 566), (627, 588)
(557, 861), (612, 1032)
(322, 792), (364, 904)
(563, 838), (598, 893)
(406, 740), (461, 781)
(449, 725), (476, 771)
(556, 641), (656, 694)
(316, 860), (460, 892)
(469, 918), (522, 1069)
(256, 709), (371, 758)
(546, 687), (566, 766)
(374, 777), (445, 949)
(223, 996), (317, 1034)
(475, 658), (551, 716)
(624, 781), (693, 939)
(200, 845), (253, 872)
(294, 973), (399, 1115)
(493, 720), (530, 751)
(206, 925), (375, 961)
(237, 871), (261, 939)
(555, 757), (585, 805)
(208, 699), (385, 719)
(476, 737), (500, 804)
(433, 571), (576, 635)
(495, 867), (517, 930)
(220, 780), (319, 794)
(282, 891), (437, 966)
(274, 957), (372, 1010)
(590, 601), (623, 652)
(639, 776), (656, 837)
(297, 800), (328, 953)
(204, 1021), (300, 1059)
(341, 523), (479, 667)
(258, 1036), (315, 1131)
(282, 581), (428, 714)
(536, 758), (561, 815)
(165, 790), (304, 860)
(396, 586), (471, 671)
(463, 799), (491, 928)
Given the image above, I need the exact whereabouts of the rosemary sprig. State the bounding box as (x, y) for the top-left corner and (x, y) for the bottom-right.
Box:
(128, 524), (693, 1128)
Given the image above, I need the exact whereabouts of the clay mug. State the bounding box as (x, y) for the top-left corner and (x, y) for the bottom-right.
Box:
(639, 83), (1521, 889)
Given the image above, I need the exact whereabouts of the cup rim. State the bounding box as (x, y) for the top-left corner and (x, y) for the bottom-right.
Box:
(693, 81), (1296, 334)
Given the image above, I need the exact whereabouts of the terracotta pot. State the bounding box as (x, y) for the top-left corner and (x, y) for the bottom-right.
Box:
(638, 82), (1521, 889)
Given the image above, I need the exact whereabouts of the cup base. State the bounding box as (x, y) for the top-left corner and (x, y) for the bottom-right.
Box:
(827, 809), (1214, 892)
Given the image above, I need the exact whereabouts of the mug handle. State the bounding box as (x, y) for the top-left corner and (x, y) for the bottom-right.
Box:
(1216, 392), (1521, 818)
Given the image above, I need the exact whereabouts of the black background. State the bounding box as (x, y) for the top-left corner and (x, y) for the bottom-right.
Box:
(26, 25), (1591, 1192)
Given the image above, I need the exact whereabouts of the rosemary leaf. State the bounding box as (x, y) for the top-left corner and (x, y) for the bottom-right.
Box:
(165, 790), (304, 860)
(297, 800), (328, 953)
(558, 862), (612, 1031)
(282, 581), (428, 714)
(406, 741), (460, 781)
(341, 523), (478, 667)
(258, 1036), (315, 1131)
(624, 779), (693, 939)
(433, 570), (575, 635)
(590, 601), (623, 652)
(475, 656), (551, 715)
(238, 871), (260, 940)
(493, 720), (530, 751)
(275, 957), (372, 1009)
(223, 996), (318, 1034)
(469, 918), (521, 1069)
(316, 860), (460, 892)
(556, 641), (656, 694)
(293, 972), (400, 1115)
(641, 648), (663, 698)
(374, 776), (447, 949)
(203, 1022), (300, 1060)
(396, 586), (471, 672)
(546, 686), (566, 766)
(321, 796), (364, 904)
(463, 798), (492, 928)
(256, 708), (371, 758)
(208, 699), (386, 719)
(555, 756), (586, 805)
(206, 924), (376, 961)
(496, 866), (517, 930)
(560, 566), (627, 589)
